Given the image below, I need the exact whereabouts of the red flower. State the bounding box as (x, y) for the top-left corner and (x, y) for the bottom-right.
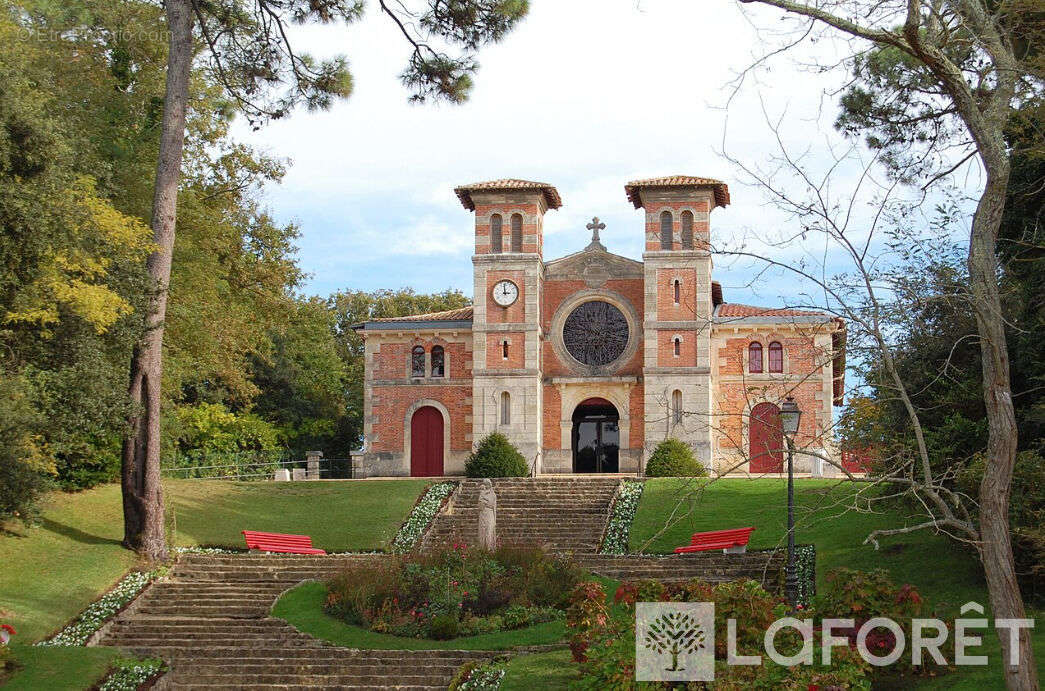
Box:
(1, 625), (14, 635)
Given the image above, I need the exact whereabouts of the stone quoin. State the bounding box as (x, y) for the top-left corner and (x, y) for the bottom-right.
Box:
(352, 177), (846, 477)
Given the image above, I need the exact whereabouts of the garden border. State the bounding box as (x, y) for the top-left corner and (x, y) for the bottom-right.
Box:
(391, 480), (458, 553)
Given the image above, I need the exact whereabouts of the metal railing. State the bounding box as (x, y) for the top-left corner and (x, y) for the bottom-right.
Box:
(161, 451), (353, 480)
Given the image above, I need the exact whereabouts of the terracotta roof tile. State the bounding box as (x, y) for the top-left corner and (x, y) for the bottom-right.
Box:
(715, 303), (828, 318)
(454, 179), (562, 211)
(369, 306), (474, 323)
(624, 176), (730, 209)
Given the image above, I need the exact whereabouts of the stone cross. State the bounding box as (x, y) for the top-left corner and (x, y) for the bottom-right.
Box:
(586, 217), (606, 243)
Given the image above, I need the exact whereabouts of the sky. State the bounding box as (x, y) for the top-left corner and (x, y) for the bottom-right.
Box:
(232, 0), (976, 308)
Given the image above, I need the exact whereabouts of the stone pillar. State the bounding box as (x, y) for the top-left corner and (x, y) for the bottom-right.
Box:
(292, 467), (306, 481)
(306, 450), (323, 480)
(350, 450), (369, 478)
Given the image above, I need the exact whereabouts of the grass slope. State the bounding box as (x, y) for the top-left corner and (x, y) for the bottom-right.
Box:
(500, 649), (576, 690)
(166, 478), (430, 551)
(0, 479), (429, 689)
(273, 581), (568, 651)
(629, 478), (1043, 688)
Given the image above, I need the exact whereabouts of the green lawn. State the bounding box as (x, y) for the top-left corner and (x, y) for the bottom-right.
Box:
(500, 649), (576, 690)
(273, 581), (569, 650)
(166, 478), (430, 551)
(630, 478), (1044, 688)
(0, 478), (430, 688)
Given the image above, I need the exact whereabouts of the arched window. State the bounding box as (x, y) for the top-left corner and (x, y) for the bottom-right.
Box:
(411, 345), (425, 377)
(500, 391), (511, 425)
(502, 340), (509, 359)
(510, 213), (523, 252)
(673, 279), (681, 304)
(660, 211), (673, 250)
(681, 210), (694, 249)
(490, 214), (503, 253)
(431, 345), (445, 377)
(672, 389), (683, 425)
(673, 336), (681, 357)
(768, 341), (783, 373)
(748, 342), (763, 373)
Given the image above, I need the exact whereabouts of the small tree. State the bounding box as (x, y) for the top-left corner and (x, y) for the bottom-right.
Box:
(465, 433), (528, 477)
(645, 439), (707, 478)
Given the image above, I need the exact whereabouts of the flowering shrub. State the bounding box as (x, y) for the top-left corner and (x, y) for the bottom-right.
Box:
(811, 567), (947, 678)
(793, 543), (816, 606)
(449, 659), (507, 690)
(391, 481), (456, 553)
(599, 481), (643, 554)
(568, 577), (873, 689)
(36, 570), (158, 646)
(325, 545), (578, 640)
(174, 546), (240, 555)
(98, 658), (166, 691)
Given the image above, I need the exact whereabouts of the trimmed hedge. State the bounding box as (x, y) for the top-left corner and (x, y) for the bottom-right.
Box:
(465, 433), (528, 478)
(644, 438), (707, 477)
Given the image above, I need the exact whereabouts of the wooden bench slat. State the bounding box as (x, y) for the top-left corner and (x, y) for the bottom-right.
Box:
(242, 530), (326, 555)
(674, 526), (756, 554)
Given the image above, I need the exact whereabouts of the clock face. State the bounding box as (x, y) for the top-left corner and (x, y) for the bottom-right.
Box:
(492, 280), (519, 307)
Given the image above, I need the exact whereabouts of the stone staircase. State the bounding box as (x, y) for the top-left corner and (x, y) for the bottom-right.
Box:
(96, 553), (493, 689)
(576, 551), (785, 591)
(420, 477), (622, 553)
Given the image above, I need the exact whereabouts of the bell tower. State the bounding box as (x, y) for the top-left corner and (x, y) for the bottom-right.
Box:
(454, 179), (562, 466)
(625, 176), (730, 469)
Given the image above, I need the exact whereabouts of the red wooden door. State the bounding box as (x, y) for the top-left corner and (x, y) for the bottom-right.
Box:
(410, 406), (444, 477)
(749, 402), (784, 473)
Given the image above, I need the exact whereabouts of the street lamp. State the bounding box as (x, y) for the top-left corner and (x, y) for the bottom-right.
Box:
(779, 397), (802, 607)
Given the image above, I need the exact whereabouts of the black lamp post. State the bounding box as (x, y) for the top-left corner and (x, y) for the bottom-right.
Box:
(779, 396), (802, 607)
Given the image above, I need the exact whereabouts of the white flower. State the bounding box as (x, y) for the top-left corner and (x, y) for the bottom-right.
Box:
(36, 571), (157, 647)
(600, 482), (644, 555)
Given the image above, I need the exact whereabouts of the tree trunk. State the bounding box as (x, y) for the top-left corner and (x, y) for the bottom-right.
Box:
(968, 159), (1038, 690)
(121, 0), (194, 562)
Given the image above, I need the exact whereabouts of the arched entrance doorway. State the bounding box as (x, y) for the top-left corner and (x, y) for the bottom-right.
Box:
(749, 402), (784, 473)
(572, 398), (619, 473)
(410, 406), (444, 477)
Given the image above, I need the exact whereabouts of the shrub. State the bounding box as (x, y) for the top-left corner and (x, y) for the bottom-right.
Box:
(566, 575), (928, 689)
(957, 450), (1044, 602)
(465, 433), (528, 477)
(644, 438), (706, 477)
(325, 545), (579, 640)
(430, 614), (459, 640)
(0, 374), (52, 522)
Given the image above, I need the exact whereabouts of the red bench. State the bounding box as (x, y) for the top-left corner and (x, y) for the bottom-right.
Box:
(674, 527), (756, 554)
(242, 530), (326, 554)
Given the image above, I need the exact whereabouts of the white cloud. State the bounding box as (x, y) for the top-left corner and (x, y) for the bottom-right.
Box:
(231, 0), (979, 303)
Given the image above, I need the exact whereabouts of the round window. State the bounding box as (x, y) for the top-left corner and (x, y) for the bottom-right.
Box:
(562, 300), (630, 366)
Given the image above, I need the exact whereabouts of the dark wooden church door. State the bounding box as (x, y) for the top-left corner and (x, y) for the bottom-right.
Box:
(749, 402), (784, 473)
(410, 406), (444, 477)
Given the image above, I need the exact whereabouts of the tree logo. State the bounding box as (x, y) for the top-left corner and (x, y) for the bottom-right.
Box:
(636, 602), (715, 681)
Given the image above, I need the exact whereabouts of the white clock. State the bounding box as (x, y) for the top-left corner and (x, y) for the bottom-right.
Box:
(492, 280), (519, 307)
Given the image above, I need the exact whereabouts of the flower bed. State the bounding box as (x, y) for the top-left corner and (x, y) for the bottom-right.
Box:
(97, 658), (166, 691)
(450, 659), (507, 690)
(599, 481), (644, 554)
(325, 545), (579, 640)
(391, 481), (456, 553)
(36, 570), (159, 647)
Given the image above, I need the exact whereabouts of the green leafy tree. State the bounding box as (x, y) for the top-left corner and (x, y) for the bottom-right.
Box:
(730, 0), (1042, 679)
(121, 0), (527, 561)
(250, 297), (348, 458)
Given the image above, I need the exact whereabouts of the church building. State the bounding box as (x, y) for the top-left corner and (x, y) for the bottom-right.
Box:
(352, 177), (845, 477)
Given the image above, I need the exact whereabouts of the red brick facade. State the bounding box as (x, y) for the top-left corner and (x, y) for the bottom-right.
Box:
(353, 177), (844, 477)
